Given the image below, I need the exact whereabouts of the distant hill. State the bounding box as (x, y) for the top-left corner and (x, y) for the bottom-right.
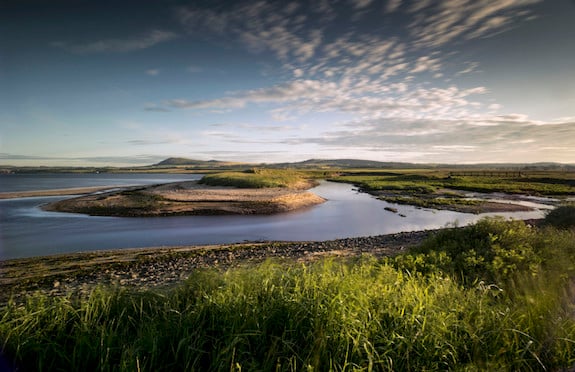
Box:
(153, 158), (244, 167)
(272, 159), (423, 169)
(152, 157), (575, 171)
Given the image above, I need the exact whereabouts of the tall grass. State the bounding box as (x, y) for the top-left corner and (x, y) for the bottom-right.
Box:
(199, 169), (309, 189)
(2, 219), (575, 371)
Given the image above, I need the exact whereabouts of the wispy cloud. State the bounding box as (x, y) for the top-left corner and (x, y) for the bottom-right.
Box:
(143, 104), (171, 112)
(405, 0), (542, 48)
(276, 117), (575, 163)
(385, 0), (403, 14)
(52, 30), (177, 54)
(146, 69), (160, 76)
(163, 0), (555, 163)
(164, 79), (338, 110)
(0, 153), (167, 165)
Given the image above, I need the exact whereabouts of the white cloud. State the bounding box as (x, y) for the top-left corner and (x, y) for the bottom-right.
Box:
(146, 69), (160, 76)
(276, 116), (575, 163)
(165, 79), (338, 110)
(410, 56), (442, 74)
(456, 62), (480, 76)
(177, 2), (323, 63)
(385, 0), (403, 13)
(52, 30), (178, 54)
(407, 0), (543, 48)
(163, 0), (563, 163)
(349, 0), (373, 9)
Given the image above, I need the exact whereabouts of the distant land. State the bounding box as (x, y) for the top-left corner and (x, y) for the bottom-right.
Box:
(1, 157), (575, 174)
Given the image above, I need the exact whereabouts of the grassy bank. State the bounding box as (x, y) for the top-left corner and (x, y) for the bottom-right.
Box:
(2, 213), (575, 370)
(199, 169), (313, 189)
(330, 171), (575, 196)
(329, 171), (574, 213)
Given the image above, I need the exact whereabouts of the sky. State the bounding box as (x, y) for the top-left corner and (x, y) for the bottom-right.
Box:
(1, 0), (575, 166)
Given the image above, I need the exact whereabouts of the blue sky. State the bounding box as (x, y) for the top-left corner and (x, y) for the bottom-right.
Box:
(1, 0), (574, 166)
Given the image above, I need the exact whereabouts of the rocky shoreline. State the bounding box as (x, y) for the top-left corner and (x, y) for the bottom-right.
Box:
(1, 230), (434, 304)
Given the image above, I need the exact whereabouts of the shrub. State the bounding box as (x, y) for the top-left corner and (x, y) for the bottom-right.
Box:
(544, 205), (575, 230)
(395, 218), (542, 285)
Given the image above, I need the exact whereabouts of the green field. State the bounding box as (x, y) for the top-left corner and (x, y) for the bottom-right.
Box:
(2, 210), (575, 371)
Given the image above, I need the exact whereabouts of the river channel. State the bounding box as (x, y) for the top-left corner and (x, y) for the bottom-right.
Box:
(0, 173), (551, 259)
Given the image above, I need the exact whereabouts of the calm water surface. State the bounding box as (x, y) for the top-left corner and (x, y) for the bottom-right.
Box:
(0, 174), (550, 259)
(0, 173), (202, 192)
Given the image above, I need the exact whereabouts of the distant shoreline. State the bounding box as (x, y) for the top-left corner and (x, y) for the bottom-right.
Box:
(0, 186), (126, 199)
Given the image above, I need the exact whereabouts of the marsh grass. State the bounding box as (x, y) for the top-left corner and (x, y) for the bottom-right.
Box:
(330, 174), (439, 194)
(199, 169), (309, 189)
(330, 172), (575, 196)
(3, 219), (575, 371)
(380, 195), (481, 209)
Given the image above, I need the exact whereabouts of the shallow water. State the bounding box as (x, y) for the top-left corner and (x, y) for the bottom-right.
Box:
(0, 173), (202, 193)
(0, 175), (551, 259)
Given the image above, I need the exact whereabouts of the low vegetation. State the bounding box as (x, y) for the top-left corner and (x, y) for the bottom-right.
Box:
(543, 204), (575, 230)
(199, 168), (313, 189)
(331, 174), (439, 194)
(2, 216), (575, 370)
(446, 176), (575, 195)
(381, 195), (481, 209)
(330, 171), (575, 196)
(328, 171), (574, 213)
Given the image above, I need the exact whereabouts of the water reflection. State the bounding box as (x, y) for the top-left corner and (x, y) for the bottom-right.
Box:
(1, 181), (551, 259)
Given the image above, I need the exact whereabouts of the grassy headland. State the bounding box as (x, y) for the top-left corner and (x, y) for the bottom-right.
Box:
(2, 214), (575, 371)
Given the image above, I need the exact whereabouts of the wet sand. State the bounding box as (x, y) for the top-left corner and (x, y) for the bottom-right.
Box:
(0, 186), (126, 199)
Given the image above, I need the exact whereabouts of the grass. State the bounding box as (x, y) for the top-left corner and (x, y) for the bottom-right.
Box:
(330, 174), (439, 194)
(199, 169), (311, 189)
(445, 176), (575, 195)
(330, 170), (575, 196)
(3, 218), (575, 370)
(381, 195), (481, 209)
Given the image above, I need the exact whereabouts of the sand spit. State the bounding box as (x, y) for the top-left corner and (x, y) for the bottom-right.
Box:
(42, 181), (326, 216)
(0, 186), (125, 199)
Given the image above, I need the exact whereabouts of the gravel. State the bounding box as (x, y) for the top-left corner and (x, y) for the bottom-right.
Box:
(0, 230), (434, 303)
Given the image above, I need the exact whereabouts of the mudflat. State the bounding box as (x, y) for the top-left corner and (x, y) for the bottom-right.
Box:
(42, 180), (326, 216)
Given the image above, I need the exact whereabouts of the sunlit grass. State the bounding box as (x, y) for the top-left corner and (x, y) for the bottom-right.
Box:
(199, 169), (310, 189)
(2, 218), (575, 371)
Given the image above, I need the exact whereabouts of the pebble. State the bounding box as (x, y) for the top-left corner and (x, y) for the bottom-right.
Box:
(2, 230), (437, 303)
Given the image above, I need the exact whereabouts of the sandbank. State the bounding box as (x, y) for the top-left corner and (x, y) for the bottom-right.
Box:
(42, 181), (326, 216)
